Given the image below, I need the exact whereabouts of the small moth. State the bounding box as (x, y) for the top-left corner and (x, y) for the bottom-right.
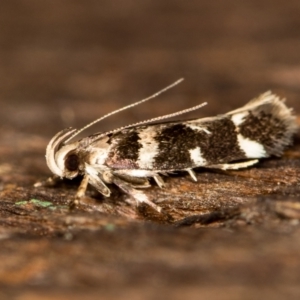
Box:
(46, 79), (298, 212)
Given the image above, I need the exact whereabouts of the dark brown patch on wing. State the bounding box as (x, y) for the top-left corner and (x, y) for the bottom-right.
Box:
(153, 124), (198, 169)
(201, 118), (246, 163)
(238, 111), (287, 154)
(106, 129), (141, 169)
(153, 118), (246, 170)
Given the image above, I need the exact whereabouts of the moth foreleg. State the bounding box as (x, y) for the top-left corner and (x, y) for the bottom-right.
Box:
(112, 176), (162, 212)
(112, 173), (151, 188)
(70, 175), (90, 207)
(34, 175), (60, 188)
(153, 174), (165, 188)
(207, 159), (259, 170)
(76, 175), (90, 198)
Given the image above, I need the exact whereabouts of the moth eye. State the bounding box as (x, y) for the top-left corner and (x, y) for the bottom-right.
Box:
(65, 153), (79, 172)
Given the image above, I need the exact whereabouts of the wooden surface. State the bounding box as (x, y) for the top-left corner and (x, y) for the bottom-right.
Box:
(0, 1), (300, 299)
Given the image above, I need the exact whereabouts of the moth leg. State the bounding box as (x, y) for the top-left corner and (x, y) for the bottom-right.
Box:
(69, 175), (90, 207)
(186, 169), (197, 182)
(88, 175), (111, 197)
(153, 174), (165, 188)
(85, 164), (111, 197)
(112, 176), (162, 213)
(34, 175), (60, 188)
(75, 174), (90, 199)
(112, 173), (151, 188)
(207, 159), (259, 170)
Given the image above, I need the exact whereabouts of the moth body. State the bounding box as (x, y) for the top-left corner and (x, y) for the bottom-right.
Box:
(46, 90), (297, 212)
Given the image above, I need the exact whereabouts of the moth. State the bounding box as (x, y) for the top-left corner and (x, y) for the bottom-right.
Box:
(46, 79), (297, 212)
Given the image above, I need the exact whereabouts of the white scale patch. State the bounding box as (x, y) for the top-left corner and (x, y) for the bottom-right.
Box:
(189, 147), (206, 166)
(186, 124), (211, 134)
(237, 134), (267, 158)
(231, 112), (248, 126)
(137, 127), (159, 169)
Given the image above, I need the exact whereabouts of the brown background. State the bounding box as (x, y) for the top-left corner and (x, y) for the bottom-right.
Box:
(1, 1), (300, 299)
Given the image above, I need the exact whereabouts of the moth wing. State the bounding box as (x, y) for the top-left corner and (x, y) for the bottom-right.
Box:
(226, 91), (284, 115)
(226, 92), (297, 157)
(103, 125), (162, 170)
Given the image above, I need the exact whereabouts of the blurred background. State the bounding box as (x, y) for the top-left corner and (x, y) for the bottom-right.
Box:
(0, 0), (300, 137)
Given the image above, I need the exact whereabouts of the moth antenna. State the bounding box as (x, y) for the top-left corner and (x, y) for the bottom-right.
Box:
(64, 78), (184, 143)
(91, 102), (208, 141)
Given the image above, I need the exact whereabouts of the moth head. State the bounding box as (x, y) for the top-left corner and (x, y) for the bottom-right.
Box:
(46, 128), (81, 179)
